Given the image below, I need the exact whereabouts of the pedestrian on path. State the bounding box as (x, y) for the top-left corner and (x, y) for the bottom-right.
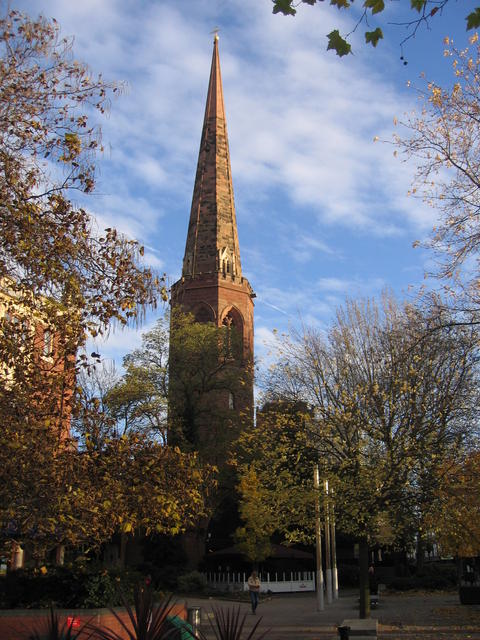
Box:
(247, 570), (261, 614)
(368, 563), (378, 595)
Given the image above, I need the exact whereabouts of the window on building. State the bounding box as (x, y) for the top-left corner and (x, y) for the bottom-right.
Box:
(195, 304), (214, 323)
(222, 309), (244, 359)
(43, 329), (53, 357)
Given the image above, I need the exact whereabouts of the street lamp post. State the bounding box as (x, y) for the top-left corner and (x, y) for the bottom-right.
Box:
(330, 491), (339, 599)
(324, 479), (333, 604)
(314, 465), (324, 611)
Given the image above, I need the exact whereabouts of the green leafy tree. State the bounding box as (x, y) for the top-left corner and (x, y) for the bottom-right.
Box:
(111, 318), (170, 442)
(271, 0), (480, 57)
(169, 309), (250, 468)
(105, 350), (168, 443)
(96, 310), (249, 462)
(69, 334), (217, 566)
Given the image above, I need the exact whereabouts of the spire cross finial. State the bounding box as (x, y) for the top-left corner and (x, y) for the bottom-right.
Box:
(211, 26), (220, 41)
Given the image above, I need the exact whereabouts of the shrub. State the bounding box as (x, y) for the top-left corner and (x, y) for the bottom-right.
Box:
(0, 565), (143, 609)
(0, 567), (84, 608)
(155, 565), (181, 590)
(137, 563), (180, 590)
(197, 605), (269, 640)
(80, 571), (120, 609)
(386, 563), (457, 591)
(177, 571), (207, 593)
(415, 563), (457, 590)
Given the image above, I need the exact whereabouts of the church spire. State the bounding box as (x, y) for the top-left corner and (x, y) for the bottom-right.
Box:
(182, 35), (242, 280)
(170, 32), (254, 445)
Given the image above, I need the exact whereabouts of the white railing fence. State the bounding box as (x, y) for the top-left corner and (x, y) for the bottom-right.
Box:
(204, 571), (315, 593)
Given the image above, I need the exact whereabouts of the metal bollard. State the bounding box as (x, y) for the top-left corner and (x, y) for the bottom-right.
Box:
(187, 606), (201, 634)
(338, 625), (350, 640)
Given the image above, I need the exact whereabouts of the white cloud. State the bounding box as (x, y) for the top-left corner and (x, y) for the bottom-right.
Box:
(254, 325), (283, 371)
(14, 0), (463, 375)
(30, 0), (435, 252)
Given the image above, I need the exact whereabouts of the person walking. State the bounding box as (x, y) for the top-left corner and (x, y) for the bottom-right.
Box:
(247, 570), (261, 614)
(368, 563), (378, 595)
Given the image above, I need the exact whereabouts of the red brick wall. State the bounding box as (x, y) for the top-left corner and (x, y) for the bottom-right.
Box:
(0, 604), (186, 640)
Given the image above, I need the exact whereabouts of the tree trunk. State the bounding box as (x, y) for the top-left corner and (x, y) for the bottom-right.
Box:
(324, 479), (333, 604)
(11, 544), (24, 571)
(393, 548), (407, 576)
(358, 538), (370, 619)
(182, 529), (206, 569)
(314, 466), (324, 611)
(416, 534), (425, 573)
(120, 533), (127, 568)
(55, 545), (65, 566)
(456, 556), (463, 586)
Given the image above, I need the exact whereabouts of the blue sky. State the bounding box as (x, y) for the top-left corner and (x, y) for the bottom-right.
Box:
(21, 0), (474, 371)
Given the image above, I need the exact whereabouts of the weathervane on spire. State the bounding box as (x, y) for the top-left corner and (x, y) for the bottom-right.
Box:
(211, 26), (220, 41)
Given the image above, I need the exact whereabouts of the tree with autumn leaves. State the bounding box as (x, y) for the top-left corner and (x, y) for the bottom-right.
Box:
(234, 401), (317, 564)
(83, 310), (250, 565)
(427, 451), (480, 558)
(235, 294), (480, 616)
(234, 32), (480, 610)
(66, 308), (248, 567)
(394, 33), (480, 327)
(0, 6), (213, 564)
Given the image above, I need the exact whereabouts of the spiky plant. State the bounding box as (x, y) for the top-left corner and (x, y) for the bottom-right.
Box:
(197, 605), (269, 640)
(87, 584), (181, 640)
(28, 606), (93, 640)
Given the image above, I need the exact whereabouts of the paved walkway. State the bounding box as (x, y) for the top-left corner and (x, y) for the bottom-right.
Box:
(182, 590), (480, 639)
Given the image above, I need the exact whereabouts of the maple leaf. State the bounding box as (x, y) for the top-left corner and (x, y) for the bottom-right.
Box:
(364, 0), (385, 15)
(272, 0), (296, 16)
(466, 9), (480, 30)
(327, 29), (352, 56)
(365, 27), (383, 47)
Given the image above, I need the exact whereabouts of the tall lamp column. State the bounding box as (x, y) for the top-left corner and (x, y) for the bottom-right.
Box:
(314, 465), (324, 611)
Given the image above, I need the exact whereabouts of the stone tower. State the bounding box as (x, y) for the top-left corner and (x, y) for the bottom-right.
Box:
(171, 35), (254, 422)
(170, 35), (255, 562)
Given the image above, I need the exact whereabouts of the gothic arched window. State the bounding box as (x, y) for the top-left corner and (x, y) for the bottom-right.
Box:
(221, 308), (243, 359)
(218, 247), (237, 277)
(194, 304), (215, 324)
